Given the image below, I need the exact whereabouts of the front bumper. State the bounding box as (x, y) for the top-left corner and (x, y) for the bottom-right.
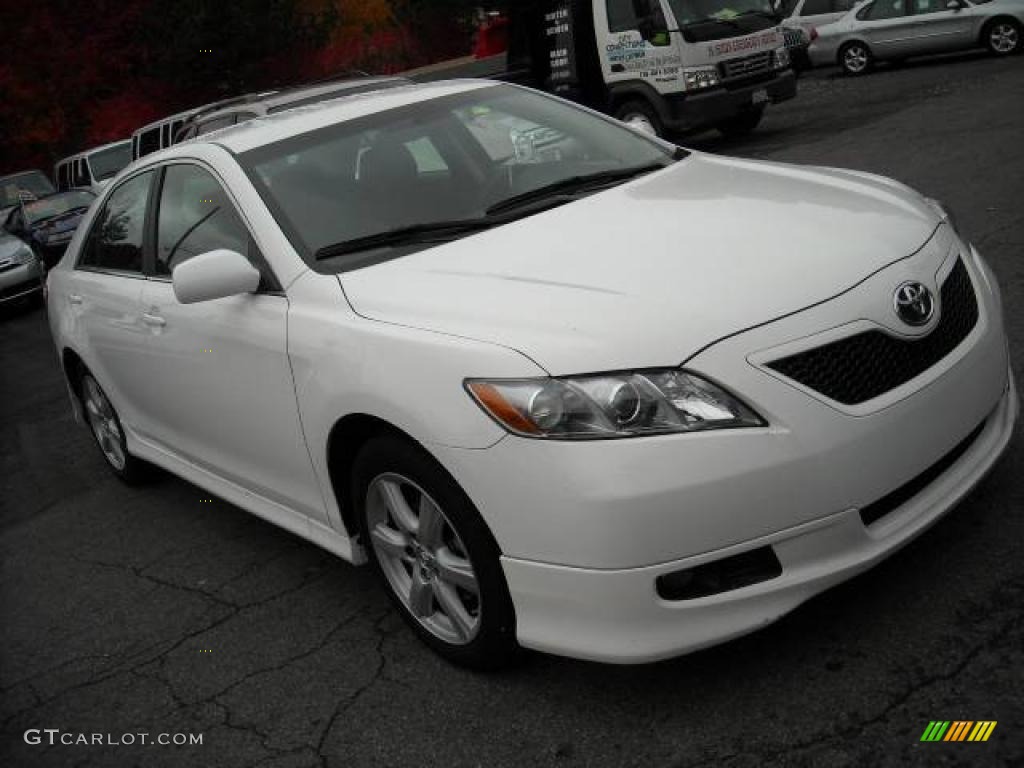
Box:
(430, 239), (1015, 662)
(0, 259), (44, 304)
(663, 70), (797, 132)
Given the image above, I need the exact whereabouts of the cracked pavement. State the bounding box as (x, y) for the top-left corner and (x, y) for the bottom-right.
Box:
(2, 52), (1023, 768)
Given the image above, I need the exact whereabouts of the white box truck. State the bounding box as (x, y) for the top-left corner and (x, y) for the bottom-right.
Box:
(412, 0), (797, 139)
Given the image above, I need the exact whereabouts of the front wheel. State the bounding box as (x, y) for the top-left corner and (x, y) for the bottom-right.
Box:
(613, 99), (665, 138)
(353, 435), (519, 670)
(839, 41), (873, 76)
(716, 106), (765, 139)
(984, 19), (1021, 56)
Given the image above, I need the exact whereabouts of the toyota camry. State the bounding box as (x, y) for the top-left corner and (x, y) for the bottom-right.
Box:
(47, 80), (1016, 668)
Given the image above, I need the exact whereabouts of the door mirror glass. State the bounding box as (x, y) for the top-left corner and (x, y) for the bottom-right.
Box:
(172, 248), (261, 304)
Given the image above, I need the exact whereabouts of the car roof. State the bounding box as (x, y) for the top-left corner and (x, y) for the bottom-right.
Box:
(193, 79), (496, 155)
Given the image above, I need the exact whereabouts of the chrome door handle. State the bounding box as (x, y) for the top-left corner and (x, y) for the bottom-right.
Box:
(142, 313), (166, 327)
(68, 294), (83, 305)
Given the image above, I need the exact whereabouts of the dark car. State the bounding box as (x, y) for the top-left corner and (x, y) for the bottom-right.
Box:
(0, 170), (56, 222)
(3, 189), (95, 268)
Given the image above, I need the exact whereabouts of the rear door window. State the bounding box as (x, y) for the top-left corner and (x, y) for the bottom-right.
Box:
(78, 172), (153, 273)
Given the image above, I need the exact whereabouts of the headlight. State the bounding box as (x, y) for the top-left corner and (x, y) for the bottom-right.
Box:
(683, 67), (719, 91)
(12, 245), (36, 265)
(466, 371), (765, 439)
(774, 46), (791, 69)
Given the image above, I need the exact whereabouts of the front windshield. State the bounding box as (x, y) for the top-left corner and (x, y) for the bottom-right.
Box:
(0, 172), (56, 207)
(23, 190), (95, 224)
(242, 84), (679, 272)
(88, 142), (132, 181)
(668, 0), (777, 26)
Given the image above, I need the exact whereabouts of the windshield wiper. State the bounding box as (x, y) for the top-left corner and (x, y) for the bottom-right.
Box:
(315, 218), (499, 260)
(484, 163), (667, 217)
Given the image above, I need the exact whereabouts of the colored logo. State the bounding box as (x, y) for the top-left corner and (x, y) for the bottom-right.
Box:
(920, 721), (997, 742)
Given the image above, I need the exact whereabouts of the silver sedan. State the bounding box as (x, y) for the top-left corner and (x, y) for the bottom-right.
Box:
(0, 232), (44, 307)
(809, 0), (1024, 75)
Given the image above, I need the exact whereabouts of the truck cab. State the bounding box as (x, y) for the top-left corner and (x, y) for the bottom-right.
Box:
(506, 0), (796, 138)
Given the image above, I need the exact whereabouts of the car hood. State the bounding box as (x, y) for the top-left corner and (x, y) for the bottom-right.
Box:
(339, 152), (941, 375)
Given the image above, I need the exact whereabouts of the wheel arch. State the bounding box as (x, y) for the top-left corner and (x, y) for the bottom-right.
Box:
(979, 15), (1022, 45)
(606, 81), (670, 125)
(326, 413), (428, 540)
(61, 346), (87, 402)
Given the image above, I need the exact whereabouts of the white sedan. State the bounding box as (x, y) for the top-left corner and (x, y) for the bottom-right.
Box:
(810, 0), (1024, 75)
(47, 80), (1016, 668)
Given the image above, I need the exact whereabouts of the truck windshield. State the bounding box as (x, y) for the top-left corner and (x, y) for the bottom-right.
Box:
(241, 84), (682, 273)
(668, 0), (779, 37)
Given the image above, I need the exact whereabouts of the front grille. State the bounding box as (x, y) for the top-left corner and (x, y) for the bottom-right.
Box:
(859, 418), (986, 527)
(767, 259), (978, 405)
(719, 51), (772, 80)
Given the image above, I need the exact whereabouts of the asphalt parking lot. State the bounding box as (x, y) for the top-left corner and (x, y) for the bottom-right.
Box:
(2, 54), (1023, 768)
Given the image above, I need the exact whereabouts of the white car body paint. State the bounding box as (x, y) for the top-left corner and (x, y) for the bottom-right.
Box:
(48, 81), (1016, 663)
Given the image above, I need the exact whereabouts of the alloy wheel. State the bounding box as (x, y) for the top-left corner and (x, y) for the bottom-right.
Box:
(83, 376), (126, 471)
(843, 45), (869, 74)
(366, 473), (481, 645)
(990, 23), (1019, 54)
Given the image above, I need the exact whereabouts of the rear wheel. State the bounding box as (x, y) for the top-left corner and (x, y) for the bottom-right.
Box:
(984, 19), (1021, 56)
(716, 106), (765, 139)
(839, 41), (873, 75)
(613, 99), (665, 139)
(81, 374), (149, 484)
(353, 435), (519, 670)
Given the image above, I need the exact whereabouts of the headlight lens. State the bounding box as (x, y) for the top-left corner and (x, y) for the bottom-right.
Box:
(683, 67), (720, 91)
(466, 371), (765, 439)
(11, 245), (36, 265)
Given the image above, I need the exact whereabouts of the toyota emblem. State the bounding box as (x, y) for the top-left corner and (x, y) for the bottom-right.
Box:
(894, 281), (935, 326)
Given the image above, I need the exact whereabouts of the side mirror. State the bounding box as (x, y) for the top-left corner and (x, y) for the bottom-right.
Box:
(172, 248), (260, 304)
(946, 0), (962, 8)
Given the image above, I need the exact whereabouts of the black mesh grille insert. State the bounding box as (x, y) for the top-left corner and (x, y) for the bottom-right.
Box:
(767, 259), (978, 405)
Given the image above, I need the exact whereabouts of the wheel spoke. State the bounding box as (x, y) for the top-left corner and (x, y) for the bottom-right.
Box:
(408, 571), (434, 617)
(435, 548), (478, 593)
(378, 479), (419, 535)
(371, 523), (409, 559)
(433, 580), (473, 641)
(417, 494), (444, 548)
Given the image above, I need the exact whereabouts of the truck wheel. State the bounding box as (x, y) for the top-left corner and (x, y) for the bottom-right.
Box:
(839, 41), (873, 75)
(716, 106), (765, 139)
(614, 100), (664, 138)
(983, 19), (1020, 55)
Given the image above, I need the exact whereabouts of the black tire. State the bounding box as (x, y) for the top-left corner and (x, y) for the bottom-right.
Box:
(716, 106), (765, 139)
(352, 434), (519, 670)
(982, 18), (1021, 56)
(80, 372), (151, 484)
(613, 99), (665, 139)
(839, 41), (873, 76)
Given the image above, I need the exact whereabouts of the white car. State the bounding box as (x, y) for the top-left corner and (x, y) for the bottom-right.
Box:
(47, 80), (1016, 668)
(810, 0), (1024, 75)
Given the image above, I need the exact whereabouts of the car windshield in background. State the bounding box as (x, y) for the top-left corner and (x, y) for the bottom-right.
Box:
(23, 190), (94, 224)
(669, 0), (780, 40)
(88, 143), (132, 181)
(241, 85), (680, 272)
(0, 172), (56, 207)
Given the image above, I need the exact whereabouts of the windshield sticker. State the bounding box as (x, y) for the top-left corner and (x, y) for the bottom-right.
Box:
(706, 29), (780, 59)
